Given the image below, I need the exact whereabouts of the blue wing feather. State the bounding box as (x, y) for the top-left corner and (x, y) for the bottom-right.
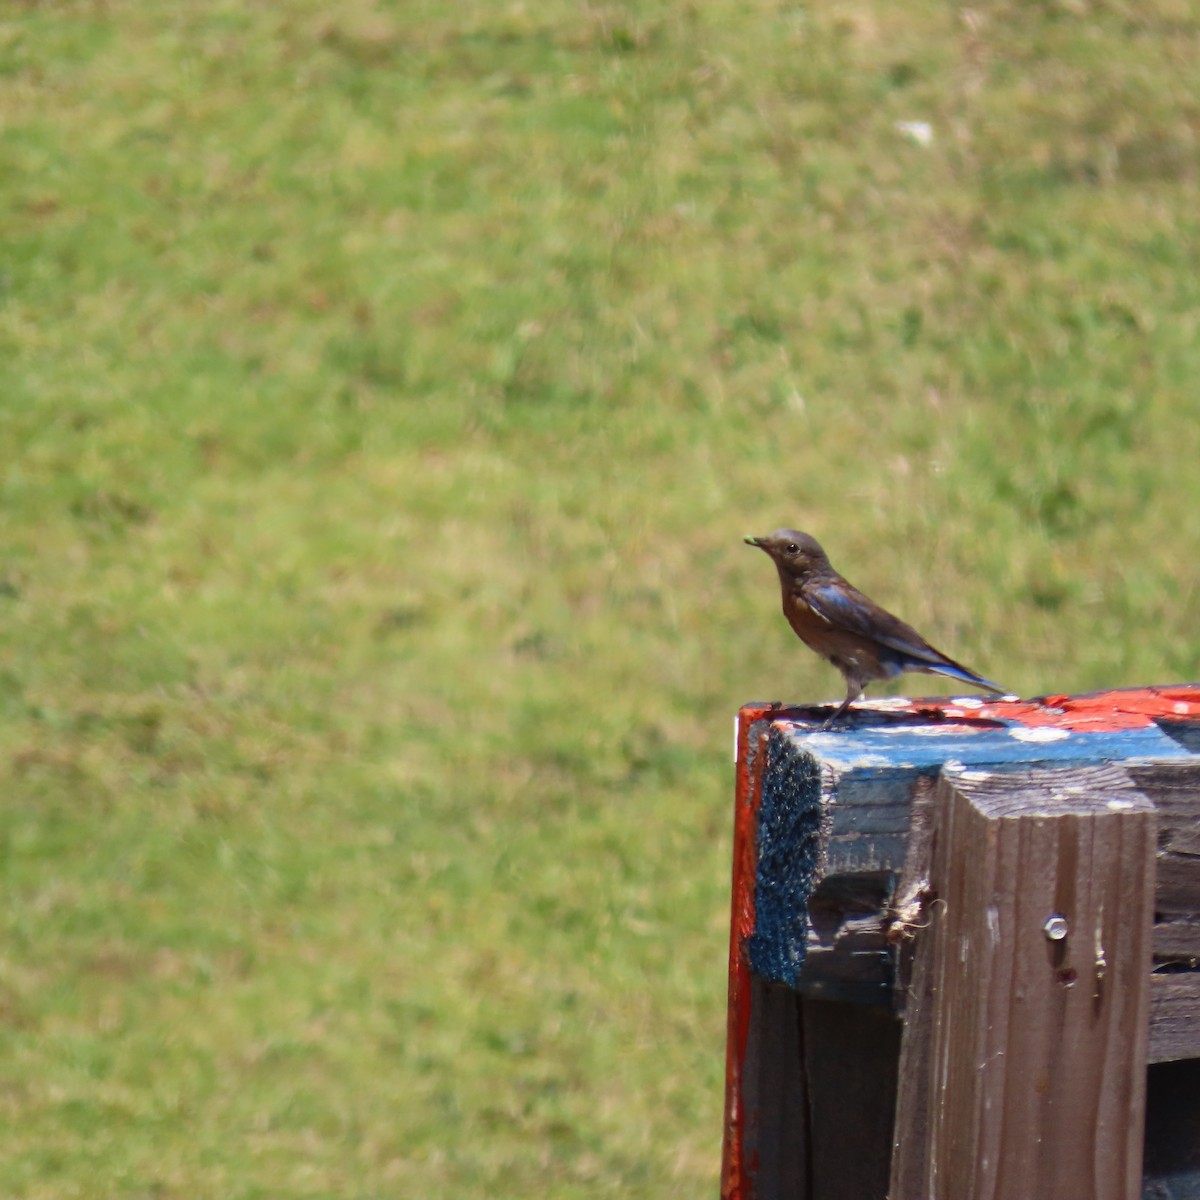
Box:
(804, 582), (1003, 693)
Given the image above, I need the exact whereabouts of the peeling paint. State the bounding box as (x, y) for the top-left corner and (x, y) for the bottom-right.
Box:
(1010, 726), (1071, 743)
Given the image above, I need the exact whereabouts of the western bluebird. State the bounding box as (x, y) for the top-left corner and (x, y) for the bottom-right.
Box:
(744, 529), (1006, 726)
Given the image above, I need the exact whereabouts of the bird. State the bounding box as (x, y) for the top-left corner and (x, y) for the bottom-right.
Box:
(744, 529), (1006, 727)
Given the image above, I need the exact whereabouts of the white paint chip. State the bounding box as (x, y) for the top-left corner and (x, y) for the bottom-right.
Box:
(1009, 726), (1070, 743)
(986, 905), (1000, 944)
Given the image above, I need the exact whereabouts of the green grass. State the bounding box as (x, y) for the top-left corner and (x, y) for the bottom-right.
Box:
(3, 1), (1200, 1195)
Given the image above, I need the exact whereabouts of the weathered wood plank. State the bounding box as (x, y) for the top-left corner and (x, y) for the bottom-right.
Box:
(737, 977), (810, 1200)
(1154, 921), (1200, 962)
(1130, 763), (1200, 964)
(722, 710), (904, 1200)
(1149, 973), (1200, 1064)
(890, 764), (1156, 1200)
(797, 871), (893, 1005)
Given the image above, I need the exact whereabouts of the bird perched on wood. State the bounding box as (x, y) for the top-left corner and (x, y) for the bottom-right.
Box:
(744, 529), (1006, 727)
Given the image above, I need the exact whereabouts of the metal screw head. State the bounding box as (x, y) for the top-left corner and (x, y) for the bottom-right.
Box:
(1043, 915), (1069, 941)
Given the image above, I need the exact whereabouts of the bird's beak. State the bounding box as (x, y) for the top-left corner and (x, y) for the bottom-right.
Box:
(743, 535), (765, 548)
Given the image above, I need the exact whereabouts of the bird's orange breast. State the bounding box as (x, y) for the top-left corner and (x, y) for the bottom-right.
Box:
(781, 592), (886, 678)
(781, 593), (834, 651)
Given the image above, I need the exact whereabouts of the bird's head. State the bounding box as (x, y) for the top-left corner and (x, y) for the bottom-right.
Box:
(743, 529), (831, 578)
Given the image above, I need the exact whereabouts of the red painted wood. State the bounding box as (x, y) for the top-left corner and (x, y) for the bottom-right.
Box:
(913, 684), (1200, 733)
(721, 704), (774, 1200)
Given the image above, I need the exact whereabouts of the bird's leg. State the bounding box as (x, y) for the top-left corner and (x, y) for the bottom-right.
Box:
(821, 679), (864, 731)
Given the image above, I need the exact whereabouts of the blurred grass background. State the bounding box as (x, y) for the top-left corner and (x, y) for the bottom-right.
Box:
(3, 1), (1200, 1195)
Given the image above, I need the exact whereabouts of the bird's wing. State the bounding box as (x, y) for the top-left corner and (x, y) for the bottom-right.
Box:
(805, 581), (1005, 692)
(804, 582), (947, 665)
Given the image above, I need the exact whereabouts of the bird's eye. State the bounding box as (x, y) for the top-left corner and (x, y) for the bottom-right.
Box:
(786, 542), (800, 555)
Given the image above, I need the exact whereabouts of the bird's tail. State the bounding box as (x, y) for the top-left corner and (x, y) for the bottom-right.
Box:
(924, 658), (1007, 696)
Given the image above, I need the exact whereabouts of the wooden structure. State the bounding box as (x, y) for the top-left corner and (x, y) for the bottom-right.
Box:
(721, 686), (1200, 1200)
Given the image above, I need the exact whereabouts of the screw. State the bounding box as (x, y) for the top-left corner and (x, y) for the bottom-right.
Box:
(1043, 915), (1069, 942)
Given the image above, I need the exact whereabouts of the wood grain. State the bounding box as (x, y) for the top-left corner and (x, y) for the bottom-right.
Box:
(890, 764), (1156, 1200)
(1149, 973), (1200, 1064)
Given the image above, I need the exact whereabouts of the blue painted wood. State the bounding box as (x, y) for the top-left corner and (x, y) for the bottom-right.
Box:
(745, 729), (823, 985)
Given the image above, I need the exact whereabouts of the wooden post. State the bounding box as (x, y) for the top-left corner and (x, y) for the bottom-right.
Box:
(721, 687), (1200, 1200)
(889, 763), (1156, 1200)
(722, 710), (900, 1200)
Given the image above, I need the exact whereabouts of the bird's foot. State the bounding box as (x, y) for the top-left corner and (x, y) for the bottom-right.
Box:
(820, 696), (858, 730)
